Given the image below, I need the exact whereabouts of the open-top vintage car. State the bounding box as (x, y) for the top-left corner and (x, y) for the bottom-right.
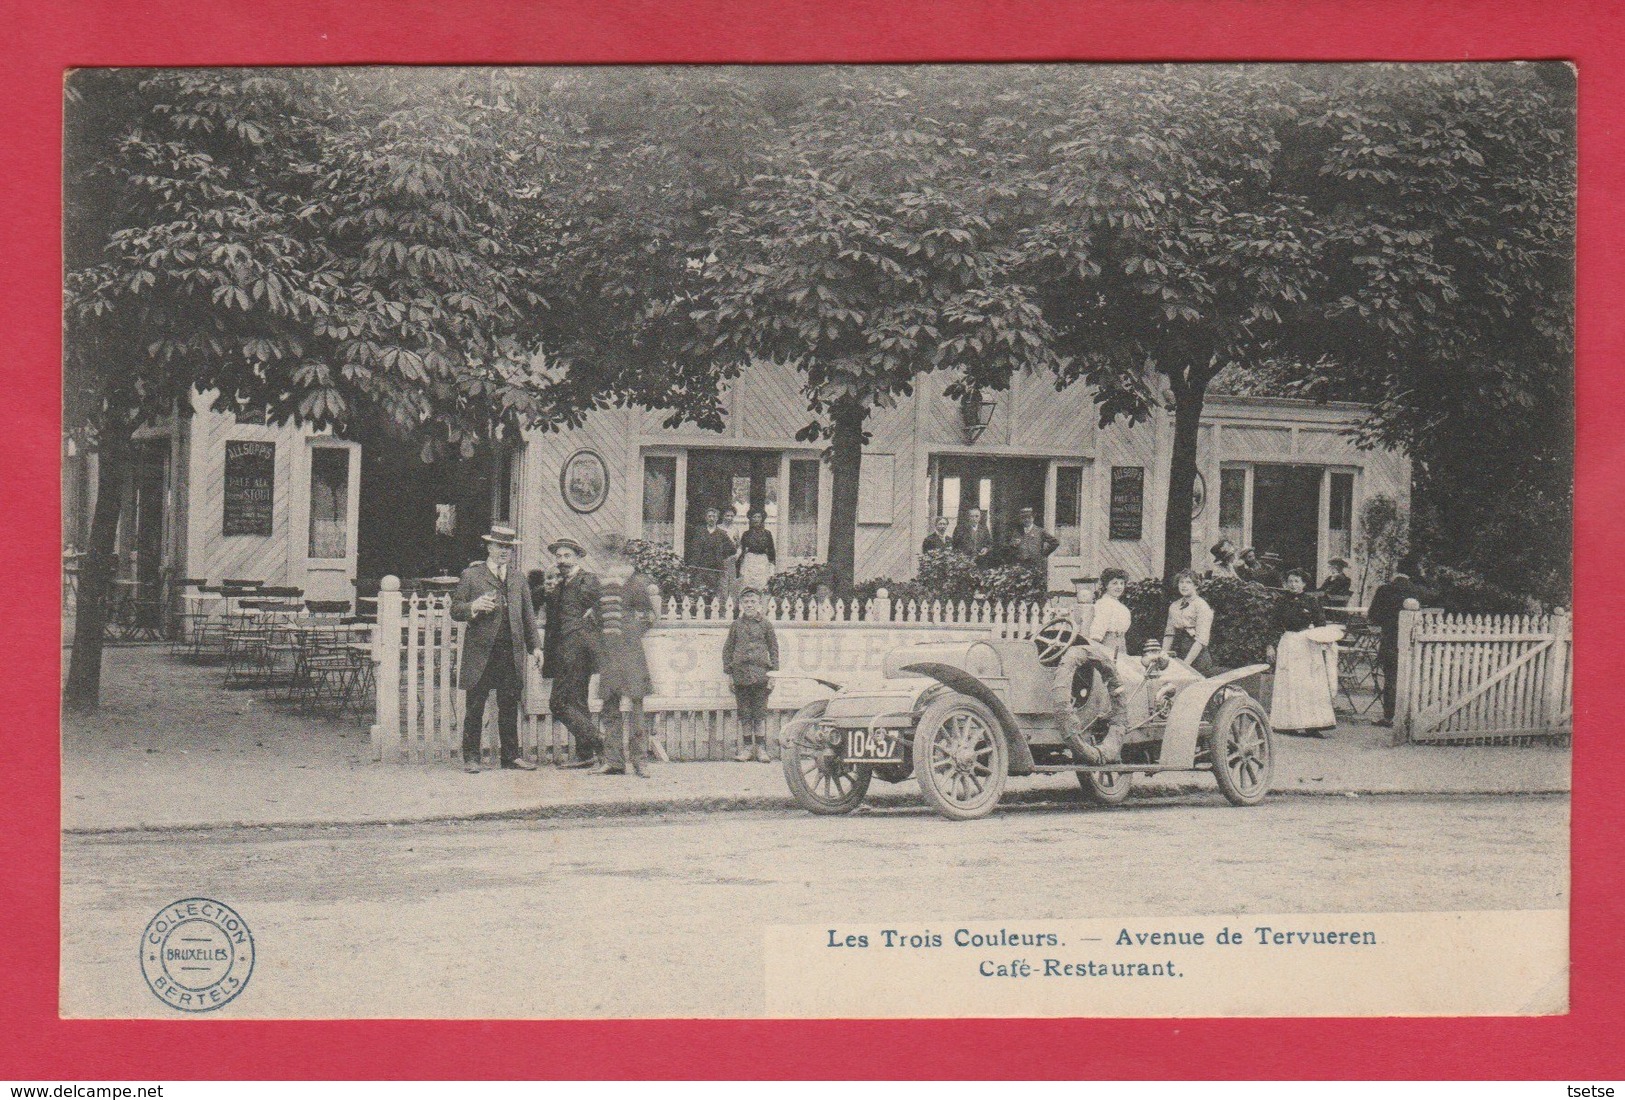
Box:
(779, 623), (1274, 820)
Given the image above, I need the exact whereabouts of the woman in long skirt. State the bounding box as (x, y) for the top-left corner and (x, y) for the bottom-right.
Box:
(1268, 569), (1339, 735)
(735, 508), (776, 595)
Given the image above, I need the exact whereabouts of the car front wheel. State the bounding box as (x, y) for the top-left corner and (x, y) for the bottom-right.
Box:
(913, 694), (1009, 821)
(1210, 694), (1274, 806)
(782, 709), (871, 815)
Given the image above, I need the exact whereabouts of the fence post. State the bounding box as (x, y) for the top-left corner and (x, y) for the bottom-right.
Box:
(370, 575), (402, 763)
(1543, 607), (1570, 733)
(874, 587), (892, 623)
(1392, 604), (1420, 745)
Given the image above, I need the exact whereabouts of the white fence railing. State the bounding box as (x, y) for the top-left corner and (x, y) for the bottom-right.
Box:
(1395, 608), (1572, 743)
(369, 576), (1061, 765)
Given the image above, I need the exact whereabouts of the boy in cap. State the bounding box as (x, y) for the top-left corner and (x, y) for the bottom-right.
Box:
(724, 588), (779, 763)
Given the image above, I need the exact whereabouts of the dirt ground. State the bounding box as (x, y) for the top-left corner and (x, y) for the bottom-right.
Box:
(61, 793), (1570, 1018)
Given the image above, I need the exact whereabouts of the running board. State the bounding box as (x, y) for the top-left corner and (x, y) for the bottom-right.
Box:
(1029, 764), (1197, 774)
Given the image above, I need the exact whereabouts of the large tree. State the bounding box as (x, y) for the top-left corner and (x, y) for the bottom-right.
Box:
(1020, 66), (1321, 579)
(62, 67), (745, 708)
(695, 69), (1060, 592)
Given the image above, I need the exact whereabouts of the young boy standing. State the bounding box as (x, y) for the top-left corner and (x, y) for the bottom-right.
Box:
(724, 588), (779, 763)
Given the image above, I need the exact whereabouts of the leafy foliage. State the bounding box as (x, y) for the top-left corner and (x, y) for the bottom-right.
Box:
(1123, 574), (1283, 667)
(623, 539), (709, 604)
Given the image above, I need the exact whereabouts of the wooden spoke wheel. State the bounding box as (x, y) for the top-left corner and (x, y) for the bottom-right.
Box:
(913, 695), (1009, 821)
(781, 708), (871, 815)
(1210, 694), (1274, 806)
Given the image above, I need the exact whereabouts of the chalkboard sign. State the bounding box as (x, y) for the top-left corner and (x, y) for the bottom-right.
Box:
(223, 440), (275, 536)
(1109, 466), (1144, 541)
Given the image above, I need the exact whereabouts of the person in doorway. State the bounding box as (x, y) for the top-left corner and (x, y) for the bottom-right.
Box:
(1267, 568), (1337, 736)
(592, 534), (660, 778)
(951, 506), (994, 563)
(689, 506), (737, 594)
(1088, 567), (1133, 659)
(542, 536), (603, 768)
(921, 515), (952, 554)
(449, 525), (541, 774)
(1319, 557), (1353, 609)
(1367, 556), (1427, 727)
(1010, 506), (1059, 569)
(736, 509), (777, 593)
(724, 587), (780, 763)
(1210, 539), (1238, 579)
(1162, 568), (1216, 674)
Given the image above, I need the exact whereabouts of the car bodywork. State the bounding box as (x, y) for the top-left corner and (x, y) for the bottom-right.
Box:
(779, 636), (1274, 819)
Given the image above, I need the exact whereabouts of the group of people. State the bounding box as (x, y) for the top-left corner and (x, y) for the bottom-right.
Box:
(687, 506), (777, 597)
(922, 506), (1060, 569)
(1040, 558), (1345, 763)
(1209, 538), (1355, 609)
(450, 523), (784, 777)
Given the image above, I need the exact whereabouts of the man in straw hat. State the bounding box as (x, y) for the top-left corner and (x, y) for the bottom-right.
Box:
(541, 535), (604, 769)
(450, 525), (541, 773)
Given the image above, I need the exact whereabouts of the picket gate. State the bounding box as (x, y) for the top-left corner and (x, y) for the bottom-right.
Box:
(1395, 608), (1572, 743)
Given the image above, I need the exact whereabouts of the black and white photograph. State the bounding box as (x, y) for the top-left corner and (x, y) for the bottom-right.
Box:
(59, 63), (1574, 1018)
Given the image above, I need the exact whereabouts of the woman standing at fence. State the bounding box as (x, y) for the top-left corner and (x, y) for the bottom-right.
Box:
(593, 533), (661, 777)
(736, 509), (777, 594)
(1268, 568), (1339, 736)
(1162, 569), (1215, 674)
(1088, 568), (1133, 659)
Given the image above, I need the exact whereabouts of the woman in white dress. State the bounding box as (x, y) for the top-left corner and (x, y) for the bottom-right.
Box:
(1088, 568), (1133, 659)
(1267, 568), (1341, 735)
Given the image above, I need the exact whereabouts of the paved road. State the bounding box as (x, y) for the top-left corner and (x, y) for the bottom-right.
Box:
(62, 792), (1568, 1018)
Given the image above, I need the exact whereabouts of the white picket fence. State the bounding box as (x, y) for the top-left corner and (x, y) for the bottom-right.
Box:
(368, 576), (1060, 764)
(1395, 608), (1572, 743)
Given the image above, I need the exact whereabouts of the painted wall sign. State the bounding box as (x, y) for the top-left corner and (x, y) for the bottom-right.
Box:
(222, 440), (275, 537)
(560, 448), (609, 513)
(1109, 465), (1144, 541)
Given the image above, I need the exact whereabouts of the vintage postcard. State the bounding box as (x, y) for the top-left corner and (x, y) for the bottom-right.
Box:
(58, 61), (1573, 1020)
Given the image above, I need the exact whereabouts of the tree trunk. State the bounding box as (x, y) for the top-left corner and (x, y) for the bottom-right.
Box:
(63, 425), (130, 712)
(825, 400), (867, 598)
(1161, 382), (1206, 580)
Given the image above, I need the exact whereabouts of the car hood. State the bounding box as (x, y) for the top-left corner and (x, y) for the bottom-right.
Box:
(821, 675), (936, 721)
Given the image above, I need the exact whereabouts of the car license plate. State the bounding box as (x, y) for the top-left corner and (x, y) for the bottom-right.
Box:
(844, 728), (903, 764)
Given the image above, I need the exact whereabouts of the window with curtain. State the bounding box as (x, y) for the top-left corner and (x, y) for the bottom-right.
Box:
(642, 455), (676, 547)
(1219, 465), (1247, 550)
(1055, 465), (1083, 557)
(787, 458), (820, 558)
(1328, 470), (1355, 563)
(308, 448), (350, 559)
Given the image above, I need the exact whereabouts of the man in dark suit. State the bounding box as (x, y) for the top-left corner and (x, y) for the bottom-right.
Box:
(1010, 506), (1060, 568)
(542, 536), (604, 768)
(1367, 556), (1428, 726)
(450, 525), (541, 774)
(921, 515), (952, 554)
(687, 507), (737, 591)
(951, 507), (994, 563)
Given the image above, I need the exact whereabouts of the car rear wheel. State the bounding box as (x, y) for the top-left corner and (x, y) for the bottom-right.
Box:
(1210, 694), (1274, 806)
(1078, 768), (1133, 806)
(914, 695), (1008, 821)
(782, 709), (872, 815)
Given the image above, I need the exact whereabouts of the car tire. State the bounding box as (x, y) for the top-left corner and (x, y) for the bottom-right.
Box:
(1078, 768), (1133, 806)
(1209, 694), (1274, 807)
(781, 704), (872, 815)
(913, 694), (1009, 821)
